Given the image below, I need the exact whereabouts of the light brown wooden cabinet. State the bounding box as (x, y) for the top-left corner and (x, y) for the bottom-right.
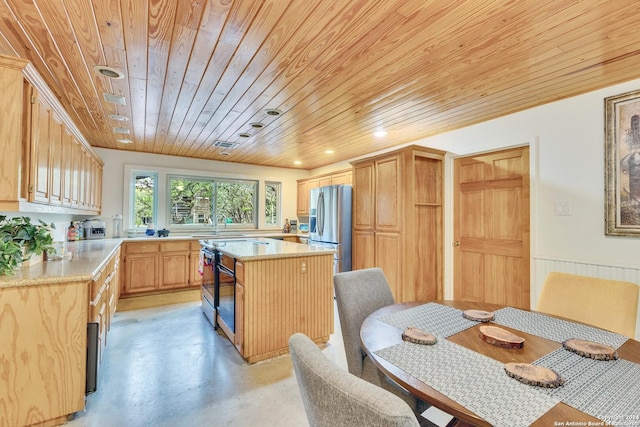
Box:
(296, 169), (353, 216)
(89, 248), (121, 371)
(351, 145), (444, 303)
(121, 240), (202, 296)
(189, 240), (204, 287)
(0, 54), (102, 214)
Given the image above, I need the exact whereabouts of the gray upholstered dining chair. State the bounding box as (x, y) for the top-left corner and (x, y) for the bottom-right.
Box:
(333, 268), (418, 409)
(289, 332), (420, 427)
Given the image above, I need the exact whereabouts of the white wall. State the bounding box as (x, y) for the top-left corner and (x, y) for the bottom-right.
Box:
(94, 148), (309, 234)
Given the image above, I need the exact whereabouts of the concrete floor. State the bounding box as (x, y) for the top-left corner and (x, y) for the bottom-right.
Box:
(66, 300), (347, 427)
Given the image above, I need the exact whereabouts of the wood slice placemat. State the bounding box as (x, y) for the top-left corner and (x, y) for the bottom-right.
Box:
(402, 327), (437, 345)
(504, 363), (564, 388)
(462, 309), (495, 322)
(479, 325), (525, 349)
(562, 338), (618, 361)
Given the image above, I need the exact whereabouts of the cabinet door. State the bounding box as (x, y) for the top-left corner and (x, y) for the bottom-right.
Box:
(189, 251), (203, 287)
(49, 111), (64, 206)
(61, 128), (73, 206)
(296, 181), (309, 216)
(331, 171), (352, 185)
(70, 138), (81, 208)
(123, 253), (158, 294)
(375, 232), (404, 301)
(375, 155), (402, 232)
(353, 162), (375, 229)
(159, 252), (190, 289)
(30, 93), (52, 204)
(352, 230), (375, 270)
(318, 176), (331, 187)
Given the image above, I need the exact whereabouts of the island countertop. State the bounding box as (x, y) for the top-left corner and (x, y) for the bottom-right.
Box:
(199, 237), (334, 261)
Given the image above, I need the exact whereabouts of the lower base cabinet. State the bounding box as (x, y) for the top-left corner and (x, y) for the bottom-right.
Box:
(121, 240), (201, 296)
(0, 281), (88, 427)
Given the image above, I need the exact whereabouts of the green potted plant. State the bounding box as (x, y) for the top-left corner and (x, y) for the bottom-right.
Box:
(0, 215), (56, 276)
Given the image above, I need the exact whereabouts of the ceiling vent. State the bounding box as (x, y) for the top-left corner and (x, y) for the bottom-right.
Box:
(213, 140), (239, 149)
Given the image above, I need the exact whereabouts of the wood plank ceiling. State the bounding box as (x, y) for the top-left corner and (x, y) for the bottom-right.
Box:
(1, 0), (640, 169)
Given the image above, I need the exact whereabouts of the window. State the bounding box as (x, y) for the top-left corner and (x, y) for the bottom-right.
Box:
(167, 175), (258, 229)
(130, 171), (157, 227)
(265, 181), (281, 226)
(168, 176), (214, 225)
(214, 179), (258, 228)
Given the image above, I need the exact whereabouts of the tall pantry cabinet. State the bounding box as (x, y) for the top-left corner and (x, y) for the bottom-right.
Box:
(351, 145), (445, 303)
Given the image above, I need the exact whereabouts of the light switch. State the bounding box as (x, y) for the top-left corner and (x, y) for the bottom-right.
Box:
(554, 202), (573, 216)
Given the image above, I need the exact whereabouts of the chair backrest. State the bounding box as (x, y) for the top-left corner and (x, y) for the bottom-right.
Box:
(289, 333), (420, 427)
(536, 272), (639, 337)
(333, 268), (395, 377)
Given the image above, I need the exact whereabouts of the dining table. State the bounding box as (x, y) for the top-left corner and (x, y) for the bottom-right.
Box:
(360, 300), (640, 427)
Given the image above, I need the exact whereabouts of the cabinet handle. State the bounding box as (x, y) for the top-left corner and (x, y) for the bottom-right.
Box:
(453, 240), (460, 247)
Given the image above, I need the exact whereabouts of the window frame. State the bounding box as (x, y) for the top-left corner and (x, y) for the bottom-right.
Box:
(264, 180), (281, 228)
(128, 170), (158, 230)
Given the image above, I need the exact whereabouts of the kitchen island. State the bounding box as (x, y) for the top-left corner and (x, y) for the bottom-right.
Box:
(199, 238), (334, 363)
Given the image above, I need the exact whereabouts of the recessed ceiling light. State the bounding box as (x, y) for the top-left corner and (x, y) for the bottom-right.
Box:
(109, 114), (129, 121)
(113, 127), (130, 134)
(116, 139), (132, 144)
(373, 129), (388, 138)
(103, 93), (126, 105)
(238, 132), (251, 138)
(220, 151), (231, 156)
(249, 122), (264, 129)
(264, 108), (282, 116)
(294, 160), (302, 165)
(325, 149), (335, 154)
(93, 65), (125, 79)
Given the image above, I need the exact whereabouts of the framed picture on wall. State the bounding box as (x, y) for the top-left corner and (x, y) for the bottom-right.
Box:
(605, 89), (640, 236)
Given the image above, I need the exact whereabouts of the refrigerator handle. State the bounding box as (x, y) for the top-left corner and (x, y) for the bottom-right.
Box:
(318, 192), (324, 237)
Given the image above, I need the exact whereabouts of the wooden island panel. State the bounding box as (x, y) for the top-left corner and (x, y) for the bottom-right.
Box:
(240, 253), (334, 363)
(0, 281), (88, 427)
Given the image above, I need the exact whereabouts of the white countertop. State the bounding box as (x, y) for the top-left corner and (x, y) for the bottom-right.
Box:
(199, 237), (334, 261)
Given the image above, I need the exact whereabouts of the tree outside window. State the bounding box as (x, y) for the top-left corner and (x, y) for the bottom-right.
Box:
(265, 181), (280, 226)
(168, 176), (258, 228)
(132, 172), (157, 227)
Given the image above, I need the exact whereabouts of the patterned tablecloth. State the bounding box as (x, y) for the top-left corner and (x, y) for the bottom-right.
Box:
(375, 303), (640, 426)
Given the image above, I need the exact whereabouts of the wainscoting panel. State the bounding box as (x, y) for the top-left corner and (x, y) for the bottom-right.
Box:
(532, 257), (640, 340)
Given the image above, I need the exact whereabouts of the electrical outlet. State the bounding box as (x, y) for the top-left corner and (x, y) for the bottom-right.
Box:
(301, 261), (307, 273)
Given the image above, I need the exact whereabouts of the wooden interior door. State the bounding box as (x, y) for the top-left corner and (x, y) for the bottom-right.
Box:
(453, 146), (530, 309)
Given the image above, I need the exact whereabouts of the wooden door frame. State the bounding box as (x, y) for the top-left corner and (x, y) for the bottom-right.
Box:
(443, 137), (539, 308)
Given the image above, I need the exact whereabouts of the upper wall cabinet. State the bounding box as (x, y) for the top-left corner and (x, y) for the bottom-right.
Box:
(296, 169), (352, 216)
(0, 55), (102, 214)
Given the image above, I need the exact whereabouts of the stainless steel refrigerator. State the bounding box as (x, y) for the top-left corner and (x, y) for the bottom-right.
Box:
(309, 184), (352, 274)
